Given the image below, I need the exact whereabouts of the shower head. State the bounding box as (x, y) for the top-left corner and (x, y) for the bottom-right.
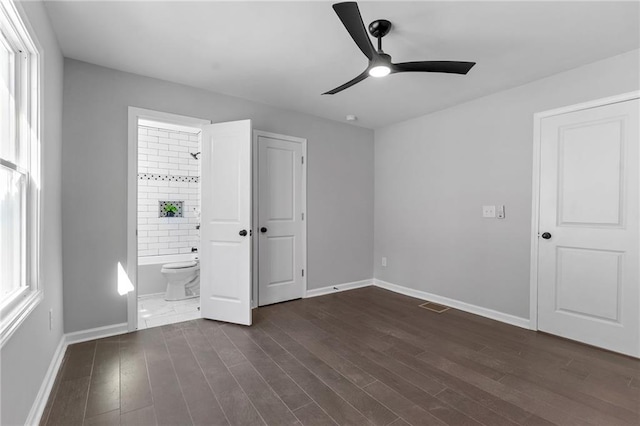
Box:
(190, 152), (201, 160)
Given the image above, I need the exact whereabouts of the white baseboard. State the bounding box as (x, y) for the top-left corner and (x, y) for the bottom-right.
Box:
(24, 336), (66, 426)
(26, 322), (129, 425)
(305, 279), (373, 298)
(373, 279), (530, 329)
(65, 322), (128, 345)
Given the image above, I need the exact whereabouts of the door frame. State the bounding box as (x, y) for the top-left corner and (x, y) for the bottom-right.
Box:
(252, 130), (307, 308)
(126, 107), (211, 332)
(529, 90), (640, 331)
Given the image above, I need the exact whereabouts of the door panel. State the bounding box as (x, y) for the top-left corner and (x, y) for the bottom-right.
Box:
(555, 247), (622, 322)
(538, 98), (638, 357)
(258, 135), (304, 306)
(200, 120), (252, 325)
(558, 119), (624, 226)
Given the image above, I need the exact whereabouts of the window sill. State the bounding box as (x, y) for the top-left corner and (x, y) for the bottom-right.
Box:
(0, 289), (43, 349)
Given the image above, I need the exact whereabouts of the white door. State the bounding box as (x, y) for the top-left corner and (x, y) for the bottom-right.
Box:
(200, 120), (252, 325)
(537, 98), (639, 357)
(257, 133), (305, 306)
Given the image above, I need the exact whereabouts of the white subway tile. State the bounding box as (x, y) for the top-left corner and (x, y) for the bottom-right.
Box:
(160, 248), (180, 255)
(148, 242), (169, 249)
(147, 155), (168, 163)
(189, 135), (199, 142)
(139, 237), (159, 244)
(148, 142), (170, 151)
(169, 145), (188, 153)
(147, 129), (169, 138)
(138, 224), (158, 231)
(139, 148), (158, 156)
(149, 230), (169, 237)
(138, 249), (158, 256)
(148, 180), (169, 187)
(138, 161), (158, 169)
(139, 135), (159, 143)
(170, 230), (189, 236)
(171, 132), (189, 140)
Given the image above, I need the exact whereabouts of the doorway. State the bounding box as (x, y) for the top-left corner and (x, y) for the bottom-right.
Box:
(530, 92), (639, 357)
(128, 113), (308, 329)
(253, 131), (307, 307)
(127, 108), (211, 331)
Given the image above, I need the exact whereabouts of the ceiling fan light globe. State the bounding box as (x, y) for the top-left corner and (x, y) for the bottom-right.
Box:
(369, 65), (391, 77)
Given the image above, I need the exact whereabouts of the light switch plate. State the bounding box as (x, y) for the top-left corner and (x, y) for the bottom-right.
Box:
(497, 205), (505, 219)
(483, 205), (496, 218)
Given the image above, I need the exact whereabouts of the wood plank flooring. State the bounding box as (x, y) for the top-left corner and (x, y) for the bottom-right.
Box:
(40, 287), (640, 426)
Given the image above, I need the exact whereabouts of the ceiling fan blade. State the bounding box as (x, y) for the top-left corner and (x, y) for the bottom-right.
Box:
(332, 2), (376, 60)
(322, 70), (369, 95)
(392, 61), (476, 75)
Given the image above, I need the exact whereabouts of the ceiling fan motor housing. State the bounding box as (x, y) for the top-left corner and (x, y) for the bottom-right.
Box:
(368, 19), (392, 38)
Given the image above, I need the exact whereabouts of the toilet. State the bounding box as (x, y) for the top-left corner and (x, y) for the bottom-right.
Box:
(161, 259), (200, 301)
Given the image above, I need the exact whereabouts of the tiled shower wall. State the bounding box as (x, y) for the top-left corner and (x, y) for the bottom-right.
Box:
(137, 125), (200, 257)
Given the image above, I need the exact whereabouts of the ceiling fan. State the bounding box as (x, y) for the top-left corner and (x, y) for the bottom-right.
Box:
(323, 2), (476, 95)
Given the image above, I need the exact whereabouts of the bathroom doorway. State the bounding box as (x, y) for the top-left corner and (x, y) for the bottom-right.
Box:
(127, 108), (211, 331)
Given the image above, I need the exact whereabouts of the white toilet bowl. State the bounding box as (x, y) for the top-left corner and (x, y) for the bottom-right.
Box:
(161, 260), (200, 301)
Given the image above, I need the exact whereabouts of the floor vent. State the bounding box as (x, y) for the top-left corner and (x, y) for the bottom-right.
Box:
(418, 301), (450, 313)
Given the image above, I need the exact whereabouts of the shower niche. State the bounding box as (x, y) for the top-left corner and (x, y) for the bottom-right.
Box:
(159, 200), (184, 218)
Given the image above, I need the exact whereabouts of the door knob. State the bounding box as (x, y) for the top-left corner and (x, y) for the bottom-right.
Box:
(541, 232), (552, 240)
(239, 229), (248, 237)
(260, 227), (267, 233)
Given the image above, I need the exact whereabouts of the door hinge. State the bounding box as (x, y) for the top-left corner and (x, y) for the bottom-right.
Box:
(302, 212), (304, 220)
(301, 156), (304, 164)
(302, 269), (304, 277)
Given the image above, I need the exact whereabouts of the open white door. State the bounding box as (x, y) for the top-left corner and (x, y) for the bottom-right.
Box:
(200, 120), (252, 325)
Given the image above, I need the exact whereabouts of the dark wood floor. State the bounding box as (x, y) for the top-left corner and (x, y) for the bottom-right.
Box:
(40, 287), (639, 426)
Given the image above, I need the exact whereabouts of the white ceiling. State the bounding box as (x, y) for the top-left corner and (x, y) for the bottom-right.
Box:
(44, 1), (639, 129)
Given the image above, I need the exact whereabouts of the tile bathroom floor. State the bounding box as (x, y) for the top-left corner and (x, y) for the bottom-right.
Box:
(137, 293), (200, 330)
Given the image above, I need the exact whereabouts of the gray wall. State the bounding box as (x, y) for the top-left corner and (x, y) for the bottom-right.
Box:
(62, 59), (374, 332)
(374, 49), (640, 320)
(1, 1), (65, 425)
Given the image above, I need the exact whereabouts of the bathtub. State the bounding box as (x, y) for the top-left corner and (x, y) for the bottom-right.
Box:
(138, 253), (198, 266)
(138, 254), (199, 296)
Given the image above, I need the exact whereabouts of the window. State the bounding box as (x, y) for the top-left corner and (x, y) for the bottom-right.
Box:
(0, 0), (41, 347)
